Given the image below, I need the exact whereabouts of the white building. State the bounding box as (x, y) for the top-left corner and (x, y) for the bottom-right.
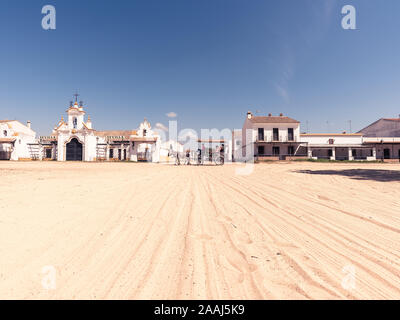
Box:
(358, 117), (400, 161)
(33, 98), (161, 162)
(241, 111), (305, 161)
(300, 133), (375, 161)
(239, 111), (392, 162)
(0, 120), (36, 160)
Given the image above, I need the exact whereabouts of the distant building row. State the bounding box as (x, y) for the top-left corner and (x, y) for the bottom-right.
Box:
(1, 100), (400, 162)
(232, 111), (400, 162)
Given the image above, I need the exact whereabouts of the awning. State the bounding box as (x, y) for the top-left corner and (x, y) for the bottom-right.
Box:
(130, 137), (157, 142)
(0, 138), (16, 143)
(197, 139), (226, 143)
(308, 145), (372, 148)
(363, 141), (400, 144)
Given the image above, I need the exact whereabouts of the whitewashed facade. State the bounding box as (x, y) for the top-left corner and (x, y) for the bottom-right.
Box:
(35, 100), (161, 162)
(0, 120), (36, 160)
(239, 111), (400, 162)
(241, 111), (305, 161)
(300, 133), (376, 161)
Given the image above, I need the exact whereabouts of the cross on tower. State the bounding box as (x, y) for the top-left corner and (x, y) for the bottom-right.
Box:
(73, 92), (79, 102)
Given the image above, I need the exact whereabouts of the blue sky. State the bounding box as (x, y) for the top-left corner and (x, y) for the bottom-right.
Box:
(1, 0), (399, 136)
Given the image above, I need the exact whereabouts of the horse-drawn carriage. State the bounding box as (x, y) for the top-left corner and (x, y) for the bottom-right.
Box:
(174, 139), (225, 166)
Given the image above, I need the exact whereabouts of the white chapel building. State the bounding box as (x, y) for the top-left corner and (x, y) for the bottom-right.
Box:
(37, 97), (161, 162)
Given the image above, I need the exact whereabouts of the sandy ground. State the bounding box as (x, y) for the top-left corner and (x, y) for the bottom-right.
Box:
(0, 161), (400, 300)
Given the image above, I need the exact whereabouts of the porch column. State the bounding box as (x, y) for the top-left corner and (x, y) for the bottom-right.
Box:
(331, 148), (336, 160)
(372, 147), (377, 160)
(39, 144), (43, 161)
(129, 142), (133, 159)
(307, 147), (312, 158)
(106, 143), (110, 161)
(348, 147), (354, 161)
(52, 143), (56, 160)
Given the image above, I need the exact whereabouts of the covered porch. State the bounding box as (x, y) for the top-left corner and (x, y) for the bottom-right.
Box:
(254, 142), (308, 160)
(0, 138), (16, 160)
(130, 137), (159, 162)
(307, 145), (376, 161)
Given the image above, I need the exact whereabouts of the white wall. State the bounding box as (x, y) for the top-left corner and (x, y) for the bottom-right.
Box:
(254, 123), (300, 142)
(0, 121), (37, 160)
(301, 134), (363, 145)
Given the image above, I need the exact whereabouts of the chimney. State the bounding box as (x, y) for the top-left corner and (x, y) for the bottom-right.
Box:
(27, 120), (31, 129)
(279, 113), (283, 117)
(268, 113), (272, 117)
(247, 111), (252, 119)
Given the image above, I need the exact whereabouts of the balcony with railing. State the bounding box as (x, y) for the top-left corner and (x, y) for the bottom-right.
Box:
(255, 136), (298, 143)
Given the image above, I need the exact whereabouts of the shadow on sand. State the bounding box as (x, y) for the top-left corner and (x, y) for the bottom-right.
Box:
(296, 169), (400, 182)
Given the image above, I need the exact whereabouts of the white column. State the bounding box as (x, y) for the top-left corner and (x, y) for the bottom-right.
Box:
(52, 143), (56, 160)
(57, 136), (64, 161)
(331, 148), (336, 160)
(84, 136), (88, 161)
(348, 147), (354, 161)
(39, 144), (43, 161)
(307, 147), (312, 158)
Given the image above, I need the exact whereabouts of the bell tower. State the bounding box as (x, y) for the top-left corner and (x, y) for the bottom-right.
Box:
(67, 93), (86, 130)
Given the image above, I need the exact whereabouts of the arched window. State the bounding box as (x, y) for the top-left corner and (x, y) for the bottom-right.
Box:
(73, 118), (77, 129)
(3, 130), (7, 137)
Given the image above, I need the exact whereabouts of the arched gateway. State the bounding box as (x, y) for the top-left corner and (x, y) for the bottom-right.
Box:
(66, 138), (83, 161)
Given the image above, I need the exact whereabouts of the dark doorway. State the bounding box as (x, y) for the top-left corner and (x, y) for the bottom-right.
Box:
(273, 146), (280, 156)
(109, 149), (114, 159)
(288, 128), (294, 141)
(45, 149), (52, 159)
(273, 128), (279, 141)
(258, 128), (264, 141)
(288, 146), (294, 155)
(123, 149), (127, 161)
(384, 149), (390, 159)
(258, 146), (265, 155)
(118, 149), (122, 160)
(66, 138), (83, 161)
(0, 151), (11, 160)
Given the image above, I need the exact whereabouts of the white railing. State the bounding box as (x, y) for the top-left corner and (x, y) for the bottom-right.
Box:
(256, 136), (298, 143)
(363, 137), (400, 143)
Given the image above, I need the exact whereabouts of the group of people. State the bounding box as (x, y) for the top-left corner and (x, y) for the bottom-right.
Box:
(172, 143), (225, 165)
(194, 143), (225, 165)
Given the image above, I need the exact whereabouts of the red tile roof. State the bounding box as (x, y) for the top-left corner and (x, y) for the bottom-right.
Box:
(95, 130), (137, 138)
(0, 138), (16, 143)
(383, 118), (400, 122)
(249, 116), (299, 123)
